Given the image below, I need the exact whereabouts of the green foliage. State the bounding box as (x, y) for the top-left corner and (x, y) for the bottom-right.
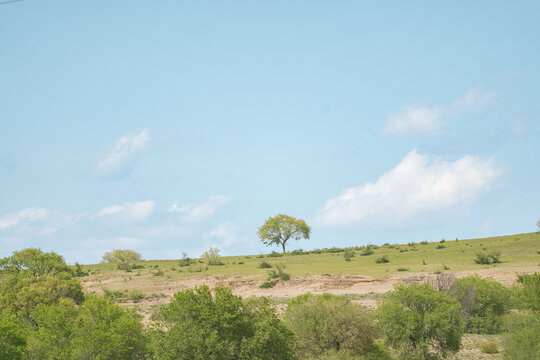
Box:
(375, 255), (389, 263)
(259, 280), (275, 288)
(102, 249), (142, 271)
(267, 251), (283, 257)
(503, 311), (540, 360)
(450, 275), (510, 334)
(0, 249), (84, 319)
(257, 214), (311, 253)
(150, 285), (295, 359)
(343, 249), (355, 261)
(515, 273), (540, 312)
(201, 247), (224, 265)
(474, 251), (501, 265)
(360, 248), (374, 256)
(284, 293), (386, 359)
(377, 283), (463, 360)
(258, 261), (272, 269)
(479, 341), (498, 354)
(0, 315), (26, 360)
(72, 262), (89, 277)
(0, 248), (69, 277)
(268, 264), (290, 281)
(178, 252), (196, 267)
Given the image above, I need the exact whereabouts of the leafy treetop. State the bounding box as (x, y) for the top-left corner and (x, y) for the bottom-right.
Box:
(257, 214), (311, 253)
(101, 249), (142, 265)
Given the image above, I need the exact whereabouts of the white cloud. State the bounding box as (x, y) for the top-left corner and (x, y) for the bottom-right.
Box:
(315, 149), (503, 228)
(96, 201), (155, 223)
(0, 207), (49, 230)
(95, 129), (150, 176)
(383, 89), (496, 136)
(169, 195), (231, 223)
(203, 222), (239, 247)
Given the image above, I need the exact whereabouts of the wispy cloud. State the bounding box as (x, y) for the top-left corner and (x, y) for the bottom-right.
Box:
(203, 222), (239, 247)
(383, 89), (496, 136)
(0, 207), (49, 230)
(315, 149), (503, 228)
(168, 195), (231, 223)
(95, 129), (150, 177)
(96, 200), (155, 223)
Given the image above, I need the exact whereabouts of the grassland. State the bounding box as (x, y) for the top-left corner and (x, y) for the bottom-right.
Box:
(81, 232), (539, 281)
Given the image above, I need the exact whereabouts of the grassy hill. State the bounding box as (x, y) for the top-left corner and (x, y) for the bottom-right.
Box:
(82, 232), (539, 280)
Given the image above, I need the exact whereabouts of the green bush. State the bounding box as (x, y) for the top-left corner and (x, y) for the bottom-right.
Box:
(474, 251), (501, 265)
(378, 283), (463, 360)
(360, 248), (374, 256)
(343, 249), (355, 261)
(284, 293), (387, 359)
(503, 312), (540, 360)
(450, 275), (510, 334)
(375, 255), (389, 263)
(268, 264), (290, 281)
(259, 280), (275, 289)
(258, 261), (272, 269)
(516, 273), (540, 312)
(0, 315), (26, 360)
(150, 285), (295, 359)
(479, 340), (498, 354)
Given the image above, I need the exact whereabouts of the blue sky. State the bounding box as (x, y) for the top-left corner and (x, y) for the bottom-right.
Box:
(1, 1), (539, 264)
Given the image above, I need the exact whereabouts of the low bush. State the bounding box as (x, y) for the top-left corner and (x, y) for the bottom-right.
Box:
(450, 275), (511, 334)
(375, 255), (389, 264)
(268, 265), (290, 281)
(474, 251), (501, 265)
(360, 248), (374, 256)
(479, 341), (498, 354)
(284, 293), (387, 359)
(258, 261), (272, 269)
(267, 251), (282, 258)
(259, 281), (275, 289)
(343, 249), (355, 261)
(378, 284), (463, 360)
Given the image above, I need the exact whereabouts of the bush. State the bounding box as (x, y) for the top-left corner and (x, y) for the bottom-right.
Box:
(0, 315), (26, 360)
(450, 275), (511, 334)
(268, 264), (290, 281)
(515, 273), (540, 312)
(375, 255), (389, 263)
(258, 261), (272, 269)
(436, 244), (446, 249)
(178, 252), (195, 267)
(267, 251), (283, 258)
(479, 341), (498, 354)
(360, 248), (374, 256)
(150, 285), (295, 359)
(201, 247), (224, 265)
(474, 251), (501, 265)
(397, 267), (408, 272)
(503, 312), (540, 360)
(284, 293), (387, 359)
(102, 249), (142, 271)
(378, 283), (463, 360)
(259, 281), (275, 289)
(343, 249), (355, 261)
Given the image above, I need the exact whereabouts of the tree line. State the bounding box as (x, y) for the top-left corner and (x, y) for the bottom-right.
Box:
(1, 248), (538, 360)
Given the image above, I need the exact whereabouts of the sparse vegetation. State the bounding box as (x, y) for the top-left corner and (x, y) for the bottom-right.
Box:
(474, 251), (501, 265)
(201, 247), (224, 266)
(375, 255), (389, 263)
(479, 340), (498, 354)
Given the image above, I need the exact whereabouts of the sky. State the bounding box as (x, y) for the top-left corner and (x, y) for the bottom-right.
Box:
(1, 1), (539, 264)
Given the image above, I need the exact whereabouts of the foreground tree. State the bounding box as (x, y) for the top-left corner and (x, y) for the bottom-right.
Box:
(284, 293), (390, 359)
(101, 249), (142, 270)
(449, 275), (510, 334)
(150, 285), (295, 360)
(378, 284), (463, 360)
(257, 214), (310, 253)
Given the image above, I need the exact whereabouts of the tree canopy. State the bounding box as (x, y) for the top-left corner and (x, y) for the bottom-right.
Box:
(101, 249), (142, 270)
(257, 214), (311, 253)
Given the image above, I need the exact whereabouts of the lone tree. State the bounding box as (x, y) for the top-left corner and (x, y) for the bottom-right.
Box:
(102, 249), (142, 270)
(257, 214), (310, 254)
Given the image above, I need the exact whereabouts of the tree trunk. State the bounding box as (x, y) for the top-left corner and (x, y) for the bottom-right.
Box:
(282, 242), (286, 254)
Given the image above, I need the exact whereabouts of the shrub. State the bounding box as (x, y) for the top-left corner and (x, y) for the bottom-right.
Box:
(360, 248), (374, 256)
(102, 249), (142, 271)
(268, 264), (290, 281)
(397, 267), (408, 272)
(0, 315), (26, 360)
(515, 273), (540, 312)
(503, 312), (540, 360)
(479, 341), (498, 354)
(375, 255), (389, 263)
(150, 286), (295, 359)
(450, 275), (511, 334)
(284, 293), (387, 359)
(201, 247), (224, 265)
(259, 281), (275, 289)
(267, 251), (283, 258)
(290, 249), (307, 255)
(436, 244), (446, 249)
(178, 252), (195, 267)
(258, 261), (272, 269)
(474, 251), (501, 265)
(343, 249), (355, 261)
(377, 284), (463, 360)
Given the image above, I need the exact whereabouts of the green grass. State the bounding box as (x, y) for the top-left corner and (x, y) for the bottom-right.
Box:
(80, 232), (539, 283)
